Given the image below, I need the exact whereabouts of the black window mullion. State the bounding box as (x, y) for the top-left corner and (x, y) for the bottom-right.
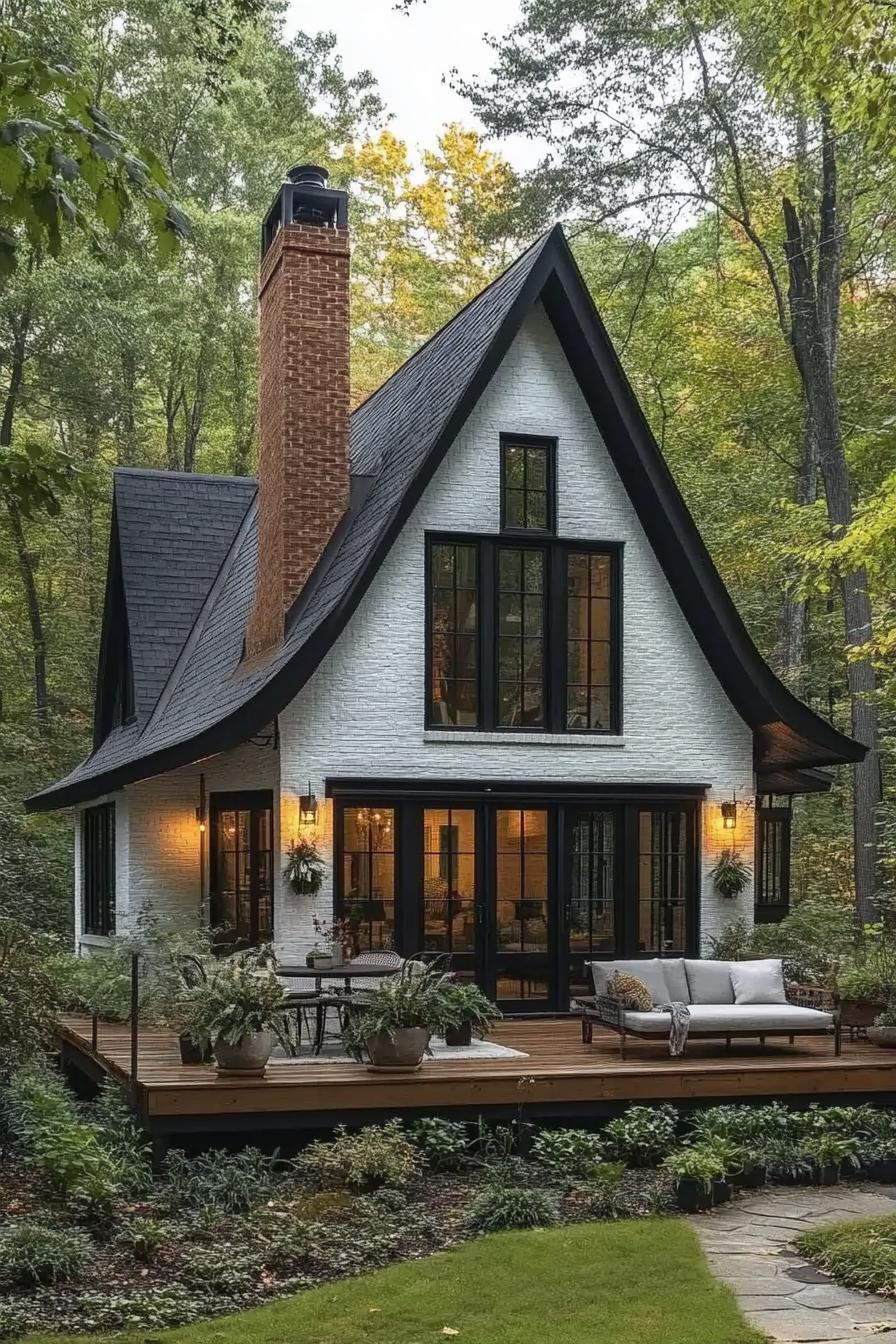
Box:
(82, 802), (115, 936)
(481, 540), (496, 729)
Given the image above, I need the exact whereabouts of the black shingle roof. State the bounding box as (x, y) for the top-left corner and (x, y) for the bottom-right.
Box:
(114, 469), (257, 720)
(26, 226), (865, 810)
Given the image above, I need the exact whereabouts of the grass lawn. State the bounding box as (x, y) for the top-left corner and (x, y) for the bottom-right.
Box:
(797, 1213), (896, 1297)
(24, 1217), (762, 1344)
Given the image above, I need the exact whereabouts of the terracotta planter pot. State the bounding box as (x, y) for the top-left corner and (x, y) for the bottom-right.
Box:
(868, 1026), (896, 1048)
(444, 1023), (473, 1048)
(366, 1028), (430, 1072)
(212, 1030), (273, 1077)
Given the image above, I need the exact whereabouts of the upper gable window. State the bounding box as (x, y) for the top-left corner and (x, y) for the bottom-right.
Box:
(500, 436), (556, 533)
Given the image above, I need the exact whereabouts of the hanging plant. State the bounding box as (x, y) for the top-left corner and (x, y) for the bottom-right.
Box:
(283, 836), (325, 896)
(710, 848), (752, 899)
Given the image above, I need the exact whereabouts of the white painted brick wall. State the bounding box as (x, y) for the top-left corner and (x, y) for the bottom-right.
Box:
(277, 304), (756, 959)
(76, 303), (754, 958)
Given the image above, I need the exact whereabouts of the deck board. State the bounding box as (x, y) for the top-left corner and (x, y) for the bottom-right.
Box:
(56, 1015), (896, 1131)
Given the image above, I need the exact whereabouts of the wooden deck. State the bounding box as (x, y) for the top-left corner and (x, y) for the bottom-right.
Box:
(57, 1014), (896, 1145)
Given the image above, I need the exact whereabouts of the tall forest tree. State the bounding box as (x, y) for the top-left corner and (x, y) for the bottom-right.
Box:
(458, 0), (890, 920)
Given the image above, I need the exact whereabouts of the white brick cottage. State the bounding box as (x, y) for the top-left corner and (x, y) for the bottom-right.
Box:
(28, 166), (865, 1015)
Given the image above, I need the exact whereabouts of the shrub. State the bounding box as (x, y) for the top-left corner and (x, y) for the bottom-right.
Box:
(530, 1128), (606, 1182)
(603, 1105), (678, 1167)
(800, 1133), (861, 1177)
(0, 919), (61, 1080)
(409, 1117), (471, 1170)
(0, 1301), (27, 1341)
(467, 1184), (557, 1233)
(709, 897), (854, 987)
(114, 1217), (169, 1263)
(3, 1062), (142, 1218)
(797, 1214), (896, 1296)
(162, 1147), (277, 1216)
(0, 1220), (91, 1286)
(90, 1082), (152, 1195)
(662, 1145), (726, 1192)
(299, 1121), (421, 1190)
(63, 1285), (215, 1331)
(178, 1243), (266, 1295)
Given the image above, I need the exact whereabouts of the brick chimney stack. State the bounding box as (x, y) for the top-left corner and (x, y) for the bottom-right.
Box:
(244, 165), (350, 659)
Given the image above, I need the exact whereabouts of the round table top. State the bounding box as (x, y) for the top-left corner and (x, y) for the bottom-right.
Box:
(276, 962), (400, 980)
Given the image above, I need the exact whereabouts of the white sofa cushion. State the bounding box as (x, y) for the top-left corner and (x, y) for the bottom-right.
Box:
(661, 958), (690, 1003)
(589, 959), (688, 1005)
(730, 959), (787, 1005)
(621, 1003), (833, 1034)
(684, 958), (736, 1004)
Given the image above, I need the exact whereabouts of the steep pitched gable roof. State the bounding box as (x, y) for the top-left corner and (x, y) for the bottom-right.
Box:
(100, 469), (257, 727)
(26, 227), (864, 810)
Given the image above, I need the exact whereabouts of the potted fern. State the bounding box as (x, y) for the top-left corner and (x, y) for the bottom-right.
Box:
(662, 1146), (727, 1213)
(282, 837), (324, 897)
(436, 981), (500, 1047)
(342, 963), (454, 1071)
(710, 849), (751, 899)
(185, 955), (285, 1076)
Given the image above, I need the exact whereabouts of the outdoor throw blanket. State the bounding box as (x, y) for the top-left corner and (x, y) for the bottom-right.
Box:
(656, 1002), (690, 1056)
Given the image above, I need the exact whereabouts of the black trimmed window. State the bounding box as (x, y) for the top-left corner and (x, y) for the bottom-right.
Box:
(429, 541), (478, 727)
(426, 534), (621, 734)
(497, 547), (545, 727)
(501, 436), (556, 532)
(754, 795), (792, 923)
(82, 803), (115, 936)
(338, 806), (396, 953)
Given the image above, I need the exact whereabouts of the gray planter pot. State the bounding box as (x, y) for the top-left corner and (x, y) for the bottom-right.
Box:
(366, 1028), (430, 1071)
(213, 1030), (273, 1076)
(868, 1025), (896, 1048)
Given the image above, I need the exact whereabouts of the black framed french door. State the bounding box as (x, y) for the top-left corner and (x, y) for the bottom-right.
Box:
(209, 790), (274, 949)
(332, 788), (700, 1014)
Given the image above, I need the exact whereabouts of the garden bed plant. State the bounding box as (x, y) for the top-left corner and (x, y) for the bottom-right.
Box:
(4, 1069), (896, 1338)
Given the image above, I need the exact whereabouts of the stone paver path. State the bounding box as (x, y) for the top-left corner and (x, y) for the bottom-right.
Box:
(691, 1184), (896, 1342)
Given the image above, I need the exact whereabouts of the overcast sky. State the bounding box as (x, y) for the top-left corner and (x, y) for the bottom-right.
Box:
(285, 0), (537, 167)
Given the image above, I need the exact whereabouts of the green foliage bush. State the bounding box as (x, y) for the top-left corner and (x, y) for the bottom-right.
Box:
(797, 1214), (896, 1296)
(530, 1128), (606, 1181)
(708, 897), (855, 987)
(299, 1120), (422, 1190)
(0, 1301), (27, 1341)
(466, 1184), (558, 1233)
(0, 919), (62, 1080)
(114, 1217), (169, 1263)
(409, 1117), (470, 1169)
(4, 1063), (150, 1218)
(0, 1220), (91, 1286)
(603, 1105), (678, 1167)
(162, 1147), (277, 1216)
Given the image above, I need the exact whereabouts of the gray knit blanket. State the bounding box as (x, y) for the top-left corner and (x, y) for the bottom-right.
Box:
(655, 1001), (690, 1057)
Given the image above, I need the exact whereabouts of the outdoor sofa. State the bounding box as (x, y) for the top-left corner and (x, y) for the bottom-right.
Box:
(576, 958), (840, 1058)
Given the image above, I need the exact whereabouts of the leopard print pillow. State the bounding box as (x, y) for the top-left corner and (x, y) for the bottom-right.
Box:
(609, 970), (653, 1011)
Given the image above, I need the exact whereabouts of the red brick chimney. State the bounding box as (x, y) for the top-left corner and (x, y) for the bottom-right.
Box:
(244, 165), (350, 659)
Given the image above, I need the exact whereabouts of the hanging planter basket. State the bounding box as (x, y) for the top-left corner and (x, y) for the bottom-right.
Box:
(283, 838), (325, 897)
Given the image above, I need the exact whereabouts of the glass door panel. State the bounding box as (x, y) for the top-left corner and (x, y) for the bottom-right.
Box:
(341, 806), (396, 953)
(210, 795), (273, 949)
(567, 809), (618, 1000)
(422, 808), (477, 982)
(494, 808), (551, 1008)
(637, 808), (689, 954)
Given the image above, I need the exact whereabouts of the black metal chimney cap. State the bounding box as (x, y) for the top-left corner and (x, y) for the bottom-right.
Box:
(286, 164), (329, 187)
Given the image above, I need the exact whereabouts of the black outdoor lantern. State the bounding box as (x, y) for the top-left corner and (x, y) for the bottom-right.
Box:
(299, 781), (318, 826)
(721, 798), (737, 831)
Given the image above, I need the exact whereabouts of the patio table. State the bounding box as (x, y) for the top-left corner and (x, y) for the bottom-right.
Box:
(277, 963), (396, 1056)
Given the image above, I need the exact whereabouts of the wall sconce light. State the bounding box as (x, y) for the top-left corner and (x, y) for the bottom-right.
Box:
(299, 781), (318, 825)
(195, 806), (206, 834)
(721, 799), (737, 831)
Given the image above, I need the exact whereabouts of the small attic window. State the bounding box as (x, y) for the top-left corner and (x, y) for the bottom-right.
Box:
(500, 435), (556, 533)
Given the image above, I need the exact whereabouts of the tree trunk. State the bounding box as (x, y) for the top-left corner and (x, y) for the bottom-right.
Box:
(775, 422), (817, 686)
(782, 139), (881, 922)
(0, 301), (49, 731)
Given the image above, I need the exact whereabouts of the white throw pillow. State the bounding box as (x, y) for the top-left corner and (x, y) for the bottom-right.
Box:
(729, 959), (787, 1006)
